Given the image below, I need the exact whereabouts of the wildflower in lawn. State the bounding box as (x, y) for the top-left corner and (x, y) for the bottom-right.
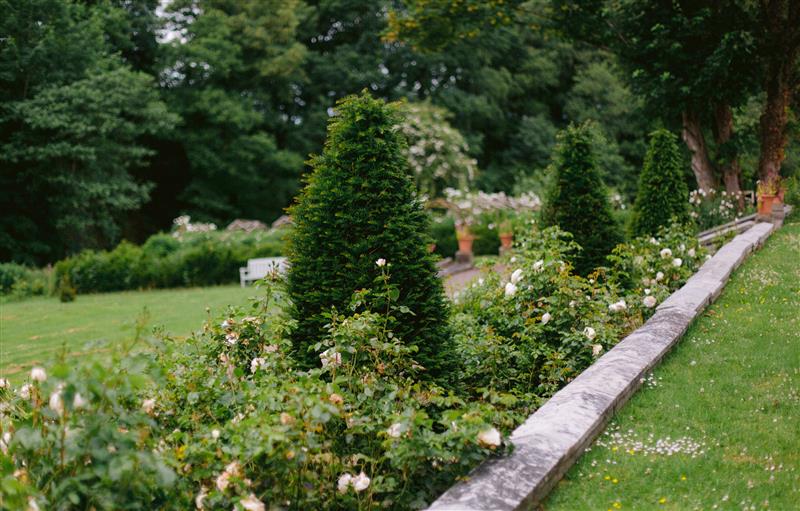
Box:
(511, 268), (524, 284)
(643, 295), (657, 308)
(19, 383), (33, 400)
(195, 487), (207, 510)
(49, 391), (64, 417)
(375, 258), (386, 267)
(609, 300), (627, 313)
(352, 471), (371, 492)
(319, 348), (341, 369)
(655, 271), (664, 282)
(387, 422), (403, 438)
(337, 473), (353, 493)
(584, 327), (597, 340)
(1, 431), (11, 455)
(660, 248), (672, 258)
(672, 258), (682, 267)
(504, 282), (517, 298)
(30, 367), (46, 382)
(477, 427), (502, 448)
(240, 494), (265, 511)
(592, 344), (603, 357)
(533, 259), (544, 271)
(142, 398), (157, 415)
(72, 393), (88, 409)
(541, 312), (552, 325)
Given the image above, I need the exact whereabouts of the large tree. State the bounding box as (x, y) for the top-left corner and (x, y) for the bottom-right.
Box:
(0, 0), (174, 263)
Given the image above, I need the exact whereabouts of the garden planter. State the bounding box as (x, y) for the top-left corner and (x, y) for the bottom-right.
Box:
(457, 235), (475, 254)
(499, 232), (513, 250)
(757, 193), (780, 216)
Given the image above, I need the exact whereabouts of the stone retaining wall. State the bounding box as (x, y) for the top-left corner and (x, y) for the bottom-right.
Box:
(427, 220), (777, 511)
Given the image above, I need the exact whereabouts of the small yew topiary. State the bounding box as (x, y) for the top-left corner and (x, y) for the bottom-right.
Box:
(287, 91), (453, 377)
(542, 122), (622, 275)
(630, 129), (691, 236)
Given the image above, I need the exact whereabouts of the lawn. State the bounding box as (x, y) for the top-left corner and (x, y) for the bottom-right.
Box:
(544, 216), (800, 510)
(0, 285), (257, 381)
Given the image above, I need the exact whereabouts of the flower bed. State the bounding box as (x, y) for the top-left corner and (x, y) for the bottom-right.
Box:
(0, 225), (707, 510)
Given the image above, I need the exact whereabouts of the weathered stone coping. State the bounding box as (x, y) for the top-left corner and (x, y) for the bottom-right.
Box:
(427, 221), (777, 511)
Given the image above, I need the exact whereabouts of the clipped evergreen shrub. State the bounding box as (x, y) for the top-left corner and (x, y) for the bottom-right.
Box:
(630, 129), (690, 236)
(542, 122), (622, 275)
(287, 91), (453, 377)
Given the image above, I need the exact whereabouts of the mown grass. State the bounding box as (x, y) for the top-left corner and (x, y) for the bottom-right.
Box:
(0, 285), (256, 382)
(545, 215), (800, 510)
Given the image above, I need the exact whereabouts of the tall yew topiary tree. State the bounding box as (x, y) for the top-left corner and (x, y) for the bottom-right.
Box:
(542, 122), (622, 275)
(630, 129), (690, 236)
(287, 91), (453, 377)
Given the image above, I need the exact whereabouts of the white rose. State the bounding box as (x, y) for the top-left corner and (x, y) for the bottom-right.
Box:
(250, 357), (266, 373)
(533, 259), (544, 271)
(27, 497), (40, 511)
(352, 471), (370, 492)
(240, 494), (266, 511)
(195, 487), (207, 510)
(510, 268), (524, 284)
(477, 427), (502, 448)
(1, 431), (11, 455)
(592, 344), (604, 357)
(73, 393), (88, 409)
(0, 378), (8, 388)
(541, 312), (552, 325)
(49, 391), (64, 417)
(569, 300), (577, 308)
(142, 398), (157, 415)
(375, 258), (386, 267)
(19, 384), (32, 400)
(660, 248), (672, 258)
(655, 271), (665, 282)
(649, 237), (659, 245)
(504, 282), (517, 298)
(225, 332), (239, 346)
(672, 258), (683, 268)
(320, 348), (342, 369)
(337, 473), (353, 493)
(215, 471), (231, 492)
(30, 367), (47, 382)
(583, 327), (597, 340)
(211, 429), (220, 440)
(643, 295), (657, 308)
(608, 300), (627, 313)
(688, 248), (696, 257)
(387, 422), (403, 438)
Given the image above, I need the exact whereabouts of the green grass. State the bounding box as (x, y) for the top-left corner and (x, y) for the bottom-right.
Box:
(0, 285), (257, 381)
(545, 216), (800, 510)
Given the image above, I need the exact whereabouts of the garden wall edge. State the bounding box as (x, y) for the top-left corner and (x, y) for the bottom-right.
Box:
(426, 220), (777, 511)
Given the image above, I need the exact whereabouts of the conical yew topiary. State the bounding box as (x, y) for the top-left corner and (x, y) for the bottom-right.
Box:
(542, 122), (622, 275)
(630, 129), (691, 236)
(287, 91), (453, 378)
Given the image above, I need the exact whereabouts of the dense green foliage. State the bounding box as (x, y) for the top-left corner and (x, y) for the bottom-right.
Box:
(53, 230), (284, 295)
(287, 93), (452, 376)
(631, 130), (691, 236)
(542, 123), (623, 275)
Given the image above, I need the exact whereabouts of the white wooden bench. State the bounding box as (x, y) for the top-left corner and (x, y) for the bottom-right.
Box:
(239, 257), (289, 286)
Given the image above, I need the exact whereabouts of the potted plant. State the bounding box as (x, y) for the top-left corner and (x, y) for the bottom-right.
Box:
(757, 175), (783, 216)
(498, 218), (513, 250)
(455, 221), (476, 254)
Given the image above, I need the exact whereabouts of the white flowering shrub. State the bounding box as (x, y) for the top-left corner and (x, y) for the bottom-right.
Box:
(688, 189), (752, 231)
(0, 274), (512, 510)
(607, 223), (706, 315)
(399, 103), (478, 198)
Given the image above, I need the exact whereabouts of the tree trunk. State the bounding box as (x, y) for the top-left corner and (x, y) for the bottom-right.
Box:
(757, 63), (792, 183)
(712, 104), (744, 209)
(681, 110), (717, 191)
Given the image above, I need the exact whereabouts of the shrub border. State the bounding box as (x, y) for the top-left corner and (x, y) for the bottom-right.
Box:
(427, 220), (778, 511)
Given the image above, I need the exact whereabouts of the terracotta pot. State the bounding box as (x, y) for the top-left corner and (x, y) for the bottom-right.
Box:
(499, 232), (513, 250)
(457, 235), (475, 254)
(757, 193), (779, 215)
